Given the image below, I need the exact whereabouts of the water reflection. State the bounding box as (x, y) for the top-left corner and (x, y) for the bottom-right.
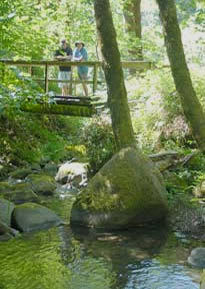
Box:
(0, 205), (201, 289)
(125, 260), (199, 289)
(70, 226), (200, 289)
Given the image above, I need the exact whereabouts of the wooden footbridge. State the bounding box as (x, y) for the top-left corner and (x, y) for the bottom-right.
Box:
(0, 59), (152, 117)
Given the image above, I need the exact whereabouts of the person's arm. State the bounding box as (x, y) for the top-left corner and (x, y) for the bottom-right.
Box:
(54, 50), (65, 60)
(64, 48), (72, 60)
(55, 49), (72, 60)
(63, 55), (71, 60)
(81, 49), (88, 61)
(73, 49), (83, 61)
(56, 55), (65, 60)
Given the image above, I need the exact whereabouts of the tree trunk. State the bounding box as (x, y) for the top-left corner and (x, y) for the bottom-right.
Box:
(156, 0), (205, 152)
(123, 0), (143, 60)
(94, 0), (136, 150)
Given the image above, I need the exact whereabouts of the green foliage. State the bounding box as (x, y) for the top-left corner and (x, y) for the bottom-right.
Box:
(0, 111), (69, 165)
(80, 117), (117, 175)
(128, 68), (187, 152)
(164, 153), (205, 200)
(164, 169), (193, 200)
(0, 0), (51, 59)
(126, 62), (205, 153)
(188, 153), (205, 189)
(0, 66), (85, 165)
(176, 0), (197, 25)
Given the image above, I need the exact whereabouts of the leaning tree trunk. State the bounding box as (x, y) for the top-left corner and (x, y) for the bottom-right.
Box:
(156, 0), (205, 152)
(123, 0), (143, 60)
(94, 0), (136, 150)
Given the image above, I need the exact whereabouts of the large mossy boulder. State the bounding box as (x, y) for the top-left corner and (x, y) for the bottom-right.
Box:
(0, 198), (14, 226)
(71, 147), (168, 230)
(12, 202), (62, 232)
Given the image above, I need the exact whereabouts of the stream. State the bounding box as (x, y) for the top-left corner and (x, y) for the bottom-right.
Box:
(0, 189), (203, 289)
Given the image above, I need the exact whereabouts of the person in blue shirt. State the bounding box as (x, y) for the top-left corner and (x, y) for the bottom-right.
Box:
(73, 41), (88, 97)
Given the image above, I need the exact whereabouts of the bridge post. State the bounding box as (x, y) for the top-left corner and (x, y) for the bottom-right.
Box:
(44, 63), (49, 93)
(69, 68), (73, 95)
(93, 63), (98, 95)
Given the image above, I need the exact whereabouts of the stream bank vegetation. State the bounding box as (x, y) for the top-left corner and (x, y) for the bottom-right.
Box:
(1, 0), (205, 237)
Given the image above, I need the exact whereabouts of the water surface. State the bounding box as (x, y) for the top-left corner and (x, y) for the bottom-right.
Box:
(0, 197), (202, 289)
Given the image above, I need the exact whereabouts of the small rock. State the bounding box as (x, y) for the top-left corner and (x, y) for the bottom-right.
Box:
(9, 168), (34, 180)
(0, 220), (18, 236)
(188, 247), (205, 268)
(55, 162), (87, 187)
(12, 202), (62, 232)
(0, 198), (15, 226)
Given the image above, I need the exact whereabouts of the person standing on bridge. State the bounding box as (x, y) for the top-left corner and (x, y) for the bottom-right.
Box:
(73, 41), (88, 97)
(54, 40), (73, 96)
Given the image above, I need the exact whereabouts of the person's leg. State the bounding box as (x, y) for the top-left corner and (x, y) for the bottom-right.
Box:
(61, 71), (70, 96)
(61, 87), (64, 96)
(79, 73), (88, 97)
(63, 85), (68, 96)
(82, 82), (88, 97)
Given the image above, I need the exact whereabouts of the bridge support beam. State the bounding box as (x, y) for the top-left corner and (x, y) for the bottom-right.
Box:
(21, 103), (96, 117)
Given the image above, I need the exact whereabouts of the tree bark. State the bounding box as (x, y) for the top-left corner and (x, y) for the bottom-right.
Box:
(123, 0), (143, 60)
(94, 0), (136, 150)
(156, 0), (205, 152)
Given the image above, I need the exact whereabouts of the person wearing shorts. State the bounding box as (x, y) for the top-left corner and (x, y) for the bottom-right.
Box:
(55, 40), (72, 96)
(73, 41), (88, 97)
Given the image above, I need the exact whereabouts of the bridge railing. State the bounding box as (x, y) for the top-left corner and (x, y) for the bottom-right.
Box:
(0, 59), (153, 95)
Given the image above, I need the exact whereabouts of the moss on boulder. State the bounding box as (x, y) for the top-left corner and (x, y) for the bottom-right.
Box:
(12, 202), (62, 232)
(0, 182), (13, 194)
(42, 163), (58, 177)
(71, 147), (168, 230)
(26, 174), (57, 195)
(2, 183), (38, 204)
(9, 168), (34, 179)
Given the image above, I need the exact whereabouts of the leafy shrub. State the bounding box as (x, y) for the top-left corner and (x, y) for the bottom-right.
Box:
(80, 117), (117, 175)
(0, 68), (85, 166)
(127, 68), (195, 152)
